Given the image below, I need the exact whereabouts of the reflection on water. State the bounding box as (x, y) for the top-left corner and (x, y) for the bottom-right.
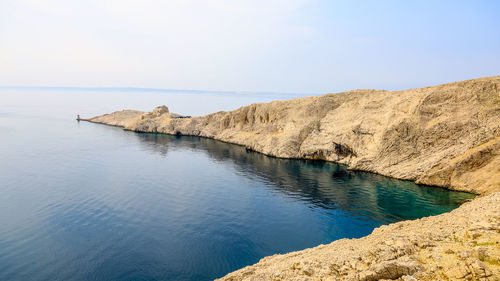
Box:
(0, 91), (474, 281)
(136, 133), (473, 224)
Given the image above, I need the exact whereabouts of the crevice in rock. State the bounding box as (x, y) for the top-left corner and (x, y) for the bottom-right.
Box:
(333, 142), (357, 159)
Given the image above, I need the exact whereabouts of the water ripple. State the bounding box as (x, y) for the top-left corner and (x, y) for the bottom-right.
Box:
(0, 115), (475, 281)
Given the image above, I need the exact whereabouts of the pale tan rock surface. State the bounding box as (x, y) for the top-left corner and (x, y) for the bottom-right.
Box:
(87, 76), (500, 280)
(89, 76), (500, 195)
(86, 109), (144, 127)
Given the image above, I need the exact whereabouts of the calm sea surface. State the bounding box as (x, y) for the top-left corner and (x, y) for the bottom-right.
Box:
(0, 89), (474, 281)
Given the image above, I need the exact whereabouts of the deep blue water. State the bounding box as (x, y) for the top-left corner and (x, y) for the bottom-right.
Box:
(0, 89), (474, 281)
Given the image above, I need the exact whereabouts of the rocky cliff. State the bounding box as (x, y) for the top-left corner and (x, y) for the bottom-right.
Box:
(89, 76), (500, 195)
(87, 76), (500, 280)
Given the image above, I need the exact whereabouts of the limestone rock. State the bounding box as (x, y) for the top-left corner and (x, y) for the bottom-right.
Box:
(152, 105), (169, 117)
(86, 76), (500, 280)
(89, 76), (500, 195)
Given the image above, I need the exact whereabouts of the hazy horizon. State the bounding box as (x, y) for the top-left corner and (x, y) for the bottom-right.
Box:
(2, 1), (499, 93)
(2, 73), (499, 96)
(0, 85), (316, 96)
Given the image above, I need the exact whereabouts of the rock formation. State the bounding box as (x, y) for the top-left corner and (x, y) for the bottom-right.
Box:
(87, 76), (500, 280)
(89, 76), (500, 195)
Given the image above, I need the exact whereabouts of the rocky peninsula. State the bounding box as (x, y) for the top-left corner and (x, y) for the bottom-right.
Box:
(87, 76), (500, 280)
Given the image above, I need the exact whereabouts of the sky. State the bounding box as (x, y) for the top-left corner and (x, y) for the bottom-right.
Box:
(1, 0), (499, 93)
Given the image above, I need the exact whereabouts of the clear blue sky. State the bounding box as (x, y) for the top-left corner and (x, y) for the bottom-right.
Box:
(1, 0), (499, 93)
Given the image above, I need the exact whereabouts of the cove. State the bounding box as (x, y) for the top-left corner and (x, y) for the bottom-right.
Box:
(0, 111), (474, 281)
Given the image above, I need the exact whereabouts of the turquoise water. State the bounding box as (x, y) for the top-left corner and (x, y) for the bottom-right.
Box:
(0, 89), (474, 280)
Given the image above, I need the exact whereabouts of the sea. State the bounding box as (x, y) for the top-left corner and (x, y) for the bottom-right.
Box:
(0, 88), (474, 280)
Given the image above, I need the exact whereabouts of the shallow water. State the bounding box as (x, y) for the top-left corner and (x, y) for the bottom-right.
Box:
(0, 89), (474, 280)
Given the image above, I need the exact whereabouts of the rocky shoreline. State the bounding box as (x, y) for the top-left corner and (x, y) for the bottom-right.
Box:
(218, 193), (499, 281)
(86, 76), (500, 280)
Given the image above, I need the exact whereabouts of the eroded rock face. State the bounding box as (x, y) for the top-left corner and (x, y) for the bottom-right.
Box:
(87, 76), (500, 280)
(89, 76), (500, 195)
(151, 105), (169, 117)
(89, 76), (500, 281)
